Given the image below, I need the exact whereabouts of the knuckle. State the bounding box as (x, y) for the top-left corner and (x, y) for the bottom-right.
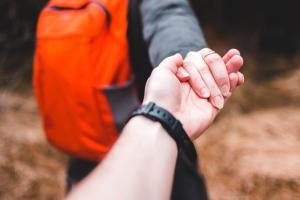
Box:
(205, 54), (221, 64)
(152, 67), (159, 73)
(216, 76), (228, 85)
(199, 48), (212, 54)
(151, 67), (161, 76)
(199, 67), (210, 76)
(210, 84), (219, 91)
(183, 60), (198, 72)
(183, 59), (194, 67)
(186, 51), (197, 58)
(199, 85), (208, 91)
(208, 84), (220, 95)
(193, 75), (203, 85)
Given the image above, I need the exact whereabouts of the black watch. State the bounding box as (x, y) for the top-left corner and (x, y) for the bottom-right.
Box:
(129, 102), (197, 162)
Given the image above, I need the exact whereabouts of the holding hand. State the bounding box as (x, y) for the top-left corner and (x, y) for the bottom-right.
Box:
(143, 50), (244, 140)
(66, 50), (245, 200)
(177, 48), (244, 109)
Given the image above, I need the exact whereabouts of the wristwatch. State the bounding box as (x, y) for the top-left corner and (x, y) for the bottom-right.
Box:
(129, 102), (197, 162)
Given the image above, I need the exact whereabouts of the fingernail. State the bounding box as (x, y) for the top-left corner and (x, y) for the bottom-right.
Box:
(221, 85), (230, 97)
(213, 95), (224, 109)
(201, 88), (210, 98)
(180, 68), (189, 78)
(177, 68), (190, 81)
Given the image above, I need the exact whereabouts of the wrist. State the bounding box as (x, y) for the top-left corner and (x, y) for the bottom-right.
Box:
(128, 102), (197, 162)
(125, 116), (177, 149)
(142, 99), (177, 119)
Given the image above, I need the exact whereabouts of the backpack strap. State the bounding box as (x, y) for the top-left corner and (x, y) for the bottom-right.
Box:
(127, 0), (153, 100)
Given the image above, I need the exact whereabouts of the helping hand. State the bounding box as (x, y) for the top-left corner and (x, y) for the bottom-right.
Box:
(177, 48), (244, 109)
(143, 53), (244, 140)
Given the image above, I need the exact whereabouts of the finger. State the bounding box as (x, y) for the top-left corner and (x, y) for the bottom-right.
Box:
(201, 68), (225, 109)
(237, 72), (245, 85)
(188, 56), (224, 109)
(176, 67), (190, 82)
(229, 73), (239, 92)
(226, 55), (244, 73)
(223, 48), (240, 64)
(200, 48), (231, 97)
(185, 51), (224, 108)
(159, 53), (183, 73)
(183, 61), (210, 98)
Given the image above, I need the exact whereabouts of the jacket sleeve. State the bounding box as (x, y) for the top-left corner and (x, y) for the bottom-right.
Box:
(140, 0), (207, 67)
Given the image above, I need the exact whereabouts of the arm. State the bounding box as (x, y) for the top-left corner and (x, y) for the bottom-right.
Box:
(140, 0), (244, 108)
(66, 116), (177, 200)
(66, 54), (245, 200)
(140, 0), (207, 66)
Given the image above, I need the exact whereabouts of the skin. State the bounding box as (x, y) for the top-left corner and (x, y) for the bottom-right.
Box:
(176, 48), (244, 109)
(144, 52), (244, 139)
(66, 52), (244, 200)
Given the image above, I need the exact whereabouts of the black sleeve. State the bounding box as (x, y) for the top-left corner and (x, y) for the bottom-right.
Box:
(140, 0), (207, 67)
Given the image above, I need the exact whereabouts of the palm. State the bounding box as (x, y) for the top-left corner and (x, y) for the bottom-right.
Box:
(176, 82), (217, 139)
(144, 52), (243, 140)
(144, 69), (218, 139)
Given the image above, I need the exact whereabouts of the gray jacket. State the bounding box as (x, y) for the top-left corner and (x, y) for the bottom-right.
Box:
(140, 0), (207, 67)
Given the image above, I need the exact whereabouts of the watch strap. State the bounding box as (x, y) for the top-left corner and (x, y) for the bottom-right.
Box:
(130, 102), (197, 162)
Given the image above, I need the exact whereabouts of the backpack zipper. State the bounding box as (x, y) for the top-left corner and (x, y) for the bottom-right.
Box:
(47, 1), (111, 25)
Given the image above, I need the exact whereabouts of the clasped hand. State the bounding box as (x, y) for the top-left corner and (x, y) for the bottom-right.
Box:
(143, 48), (244, 140)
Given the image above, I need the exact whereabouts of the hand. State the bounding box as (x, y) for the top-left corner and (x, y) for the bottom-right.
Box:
(177, 48), (244, 109)
(143, 53), (244, 140)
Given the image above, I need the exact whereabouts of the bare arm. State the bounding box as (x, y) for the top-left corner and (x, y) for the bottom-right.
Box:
(66, 53), (244, 200)
(66, 116), (177, 200)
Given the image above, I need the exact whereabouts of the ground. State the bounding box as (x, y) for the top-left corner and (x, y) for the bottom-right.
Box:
(0, 55), (300, 199)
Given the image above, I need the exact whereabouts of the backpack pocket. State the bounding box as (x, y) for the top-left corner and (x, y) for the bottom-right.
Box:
(98, 80), (139, 133)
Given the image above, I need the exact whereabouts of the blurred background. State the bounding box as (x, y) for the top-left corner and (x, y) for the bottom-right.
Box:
(0, 0), (299, 199)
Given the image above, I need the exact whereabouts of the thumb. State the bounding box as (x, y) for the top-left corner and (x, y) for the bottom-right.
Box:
(158, 53), (183, 73)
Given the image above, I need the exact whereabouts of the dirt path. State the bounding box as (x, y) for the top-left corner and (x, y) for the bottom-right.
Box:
(196, 68), (300, 199)
(0, 91), (66, 200)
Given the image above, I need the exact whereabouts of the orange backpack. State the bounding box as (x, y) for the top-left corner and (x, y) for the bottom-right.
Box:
(33, 0), (139, 161)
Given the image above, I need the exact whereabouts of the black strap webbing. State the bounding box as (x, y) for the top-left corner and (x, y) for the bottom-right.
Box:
(127, 0), (153, 101)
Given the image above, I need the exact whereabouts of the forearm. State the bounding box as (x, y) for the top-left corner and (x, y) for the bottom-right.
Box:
(66, 116), (178, 200)
(141, 0), (207, 66)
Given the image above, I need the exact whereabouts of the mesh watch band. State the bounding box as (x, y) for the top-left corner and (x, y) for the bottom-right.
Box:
(129, 102), (197, 162)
